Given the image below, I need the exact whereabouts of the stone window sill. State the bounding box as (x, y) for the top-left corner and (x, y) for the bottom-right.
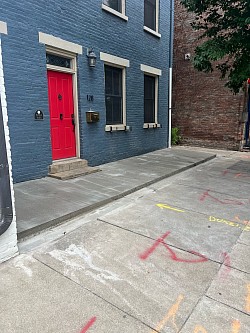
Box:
(143, 26), (161, 38)
(105, 125), (131, 132)
(143, 123), (161, 129)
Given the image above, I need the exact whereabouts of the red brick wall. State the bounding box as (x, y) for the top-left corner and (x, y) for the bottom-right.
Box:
(172, 1), (245, 150)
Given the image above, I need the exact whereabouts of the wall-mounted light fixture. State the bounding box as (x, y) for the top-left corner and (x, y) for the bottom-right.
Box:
(87, 48), (97, 68)
(184, 53), (191, 60)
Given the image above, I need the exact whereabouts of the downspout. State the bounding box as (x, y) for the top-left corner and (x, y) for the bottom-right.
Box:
(168, 0), (175, 147)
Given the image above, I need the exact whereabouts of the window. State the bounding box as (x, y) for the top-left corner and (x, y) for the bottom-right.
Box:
(144, 0), (156, 31)
(46, 54), (71, 68)
(100, 52), (130, 131)
(105, 65), (123, 125)
(103, 0), (122, 13)
(144, 75), (155, 123)
(102, 0), (128, 21)
(141, 64), (162, 128)
(144, 0), (161, 37)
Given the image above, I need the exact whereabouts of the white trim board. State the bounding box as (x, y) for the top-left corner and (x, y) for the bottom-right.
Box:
(140, 64), (162, 76)
(100, 52), (130, 67)
(0, 37), (18, 262)
(0, 21), (7, 35)
(39, 32), (82, 54)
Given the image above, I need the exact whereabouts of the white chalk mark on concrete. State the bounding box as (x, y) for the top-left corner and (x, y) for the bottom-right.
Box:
(48, 244), (121, 283)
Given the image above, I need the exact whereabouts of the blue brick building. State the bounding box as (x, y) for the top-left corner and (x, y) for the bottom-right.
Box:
(0, 0), (173, 183)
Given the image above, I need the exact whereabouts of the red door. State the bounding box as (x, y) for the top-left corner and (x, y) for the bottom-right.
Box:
(47, 70), (76, 160)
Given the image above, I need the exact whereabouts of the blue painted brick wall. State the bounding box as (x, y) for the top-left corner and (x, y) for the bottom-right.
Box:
(0, 0), (172, 182)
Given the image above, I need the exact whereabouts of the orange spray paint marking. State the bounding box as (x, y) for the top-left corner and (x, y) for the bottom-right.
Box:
(246, 284), (250, 313)
(151, 294), (184, 333)
(231, 320), (241, 333)
(194, 325), (208, 333)
(234, 216), (250, 226)
(234, 173), (250, 179)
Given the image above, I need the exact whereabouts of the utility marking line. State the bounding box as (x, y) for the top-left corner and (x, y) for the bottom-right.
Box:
(194, 326), (207, 333)
(156, 203), (185, 213)
(80, 317), (97, 333)
(232, 320), (241, 333)
(194, 320), (240, 333)
(219, 252), (231, 280)
(139, 231), (208, 263)
(151, 294), (184, 333)
(156, 202), (250, 232)
(209, 216), (250, 231)
(222, 169), (250, 179)
(200, 190), (244, 206)
(234, 216), (250, 226)
(246, 284), (250, 313)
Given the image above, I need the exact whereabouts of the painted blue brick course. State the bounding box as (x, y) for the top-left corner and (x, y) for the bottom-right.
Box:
(0, 0), (172, 182)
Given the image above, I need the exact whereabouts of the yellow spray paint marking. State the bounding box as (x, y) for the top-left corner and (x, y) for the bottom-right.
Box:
(194, 326), (207, 333)
(246, 284), (250, 313)
(209, 216), (250, 232)
(151, 294), (184, 333)
(156, 203), (185, 213)
(232, 320), (241, 333)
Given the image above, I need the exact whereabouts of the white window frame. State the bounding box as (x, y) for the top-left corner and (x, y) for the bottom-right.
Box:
(144, 0), (161, 38)
(102, 0), (128, 21)
(100, 52), (130, 132)
(39, 32), (82, 159)
(141, 64), (162, 129)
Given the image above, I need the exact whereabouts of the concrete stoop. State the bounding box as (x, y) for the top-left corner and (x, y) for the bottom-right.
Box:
(48, 159), (101, 180)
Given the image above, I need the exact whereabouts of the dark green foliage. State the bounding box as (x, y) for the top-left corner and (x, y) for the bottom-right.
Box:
(171, 127), (181, 145)
(181, 0), (250, 93)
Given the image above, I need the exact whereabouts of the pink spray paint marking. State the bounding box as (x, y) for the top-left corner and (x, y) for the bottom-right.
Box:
(240, 155), (250, 159)
(139, 231), (208, 263)
(222, 170), (230, 176)
(219, 252), (231, 280)
(199, 190), (244, 206)
(222, 169), (250, 180)
(80, 317), (97, 333)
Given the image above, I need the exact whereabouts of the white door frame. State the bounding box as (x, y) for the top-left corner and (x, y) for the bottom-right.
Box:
(46, 47), (81, 160)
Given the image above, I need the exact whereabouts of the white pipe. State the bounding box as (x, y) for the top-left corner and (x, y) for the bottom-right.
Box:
(168, 0), (174, 148)
(168, 67), (172, 148)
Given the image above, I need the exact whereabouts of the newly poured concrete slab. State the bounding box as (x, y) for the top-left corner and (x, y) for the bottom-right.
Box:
(14, 148), (215, 238)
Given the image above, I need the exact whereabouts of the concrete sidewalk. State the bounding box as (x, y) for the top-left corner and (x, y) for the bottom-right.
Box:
(14, 147), (216, 239)
(2, 147), (250, 333)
